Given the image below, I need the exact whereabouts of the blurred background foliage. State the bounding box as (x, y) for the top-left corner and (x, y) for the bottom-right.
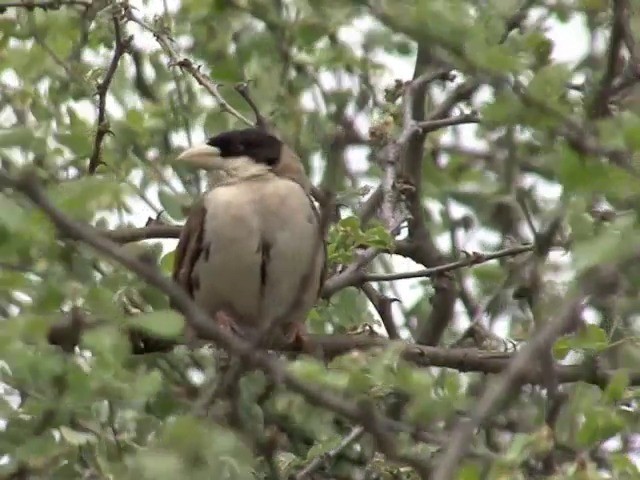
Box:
(1, 0), (640, 478)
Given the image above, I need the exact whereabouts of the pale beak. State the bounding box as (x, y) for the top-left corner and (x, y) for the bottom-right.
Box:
(175, 144), (222, 170)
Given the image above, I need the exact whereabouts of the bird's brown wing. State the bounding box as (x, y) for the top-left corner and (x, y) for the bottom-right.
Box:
(127, 202), (207, 354)
(308, 194), (328, 299)
(171, 199), (207, 306)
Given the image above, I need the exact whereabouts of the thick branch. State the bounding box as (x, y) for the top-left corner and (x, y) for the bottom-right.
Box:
(101, 224), (181, 243)
(432, 298), (585, 480)
(589, 0), (627, 118)
(1, 170), (430, 477)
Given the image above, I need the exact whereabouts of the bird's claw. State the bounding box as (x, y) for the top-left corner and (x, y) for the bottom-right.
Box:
(284, 321), (314, 354)
(214, 310), (243, 337)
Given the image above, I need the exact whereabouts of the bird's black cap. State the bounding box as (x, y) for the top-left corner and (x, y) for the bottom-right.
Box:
(206, 128), (282, 166)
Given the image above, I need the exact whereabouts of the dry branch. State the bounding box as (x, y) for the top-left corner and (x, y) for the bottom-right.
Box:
(88, 13), (131, 174)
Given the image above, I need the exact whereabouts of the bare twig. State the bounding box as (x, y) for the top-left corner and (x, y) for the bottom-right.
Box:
(0, 0), (90, 10)
(589, 0), (627, 118)
(295, 426), (365, 479)
(361, 283), (400, 340)
(88, 14), (132, 174)
(234, 81), (270, 130)
(125, 9), (253, 126)
(363, 244), (533, 282)
(415, 112), (480, 133)
(432, 298), (586, 480)
(499, 0), (537, 44)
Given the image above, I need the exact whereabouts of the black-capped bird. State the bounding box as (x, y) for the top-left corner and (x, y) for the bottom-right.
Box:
(172, 128), (326, 347)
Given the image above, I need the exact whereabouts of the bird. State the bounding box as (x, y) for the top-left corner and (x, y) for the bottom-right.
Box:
(171, 127), (326, 349)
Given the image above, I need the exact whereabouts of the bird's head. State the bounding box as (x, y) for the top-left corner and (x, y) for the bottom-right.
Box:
(175, 128), (311, 191)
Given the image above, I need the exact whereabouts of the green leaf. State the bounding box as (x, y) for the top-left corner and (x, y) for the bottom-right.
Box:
(603, 370), (630, 403)
(526, 64), (572, 104)
(458, 462), (482, 480)
(553, 324), (609, 359)
(572, 215), (640, 274)
(158, 189), (189, 221)
(0, 193), (27, 233)
(128, 309), (184, 339)
(577, 406), (625, 447)
(83, 325), (130, 361)
(160, 249), (176, 275)
(58, 426), (97, 446)
(0, 126), (34, 148)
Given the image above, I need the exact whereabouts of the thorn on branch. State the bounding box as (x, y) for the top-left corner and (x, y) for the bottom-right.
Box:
(88, 15), (131, 174)
(125, 9), (253, 126)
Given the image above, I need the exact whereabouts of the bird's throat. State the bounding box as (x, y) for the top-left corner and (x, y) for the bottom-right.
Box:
(206, 157), (272, 188)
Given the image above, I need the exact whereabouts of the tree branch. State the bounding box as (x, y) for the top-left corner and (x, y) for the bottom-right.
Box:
(88, 13), (131, 174)
(0, 169), (432, 477)
(589, 0), (627, 118)
(363, 244), (533, 282)
(294, 426), (365, 479)
(0, 0), (90, 10)
(125, 8), (253, 127)
(100, 224), (181, 243)
(431, 298), (586, 480)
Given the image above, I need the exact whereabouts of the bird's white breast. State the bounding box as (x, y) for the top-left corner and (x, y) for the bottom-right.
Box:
(191, 175), (321, 330)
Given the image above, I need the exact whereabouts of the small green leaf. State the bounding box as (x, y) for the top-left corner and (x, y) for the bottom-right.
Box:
(160, 249), (176, 275)
(603, 370), (630, 403)
(58, 426), (97, 446)
(553, 324), (609, 359)
(552, 337), (572, 360)
(0, 126), (34, 148)
(158, 189), (189, 221)
(0, 193), (27, 233)
(458, 462), (482, 480)
(338, 216), (361, 232)
(128, 309), (184, 339)
(577, 406), (625, 447)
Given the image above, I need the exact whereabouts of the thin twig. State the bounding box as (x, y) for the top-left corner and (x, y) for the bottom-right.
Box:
(125, 9), (253, 126)
(361, 283), (400, 340)
(499, 0), (537, 44)
(0, 0), (90, 10)
(363, 244), (533, 282)
(589, 0), (626, 118)
(415, 112), (480, 133)
(88, 13), (132, 174)
(431, 298), (586, 480)
(295, 426), (365, 479)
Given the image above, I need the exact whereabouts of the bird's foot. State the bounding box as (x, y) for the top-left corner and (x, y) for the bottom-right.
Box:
(284, 321), (315, 354)
(214, 310), (243, 337)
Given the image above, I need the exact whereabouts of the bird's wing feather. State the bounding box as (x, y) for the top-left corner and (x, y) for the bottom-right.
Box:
(171, 199), (207, 302)
(307, 194), (327, 299)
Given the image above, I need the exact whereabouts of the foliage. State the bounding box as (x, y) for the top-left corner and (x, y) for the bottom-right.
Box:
(0, 0), (640, 479)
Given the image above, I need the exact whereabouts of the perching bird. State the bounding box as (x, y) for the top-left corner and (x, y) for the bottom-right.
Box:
(171, 128), (326, 348)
